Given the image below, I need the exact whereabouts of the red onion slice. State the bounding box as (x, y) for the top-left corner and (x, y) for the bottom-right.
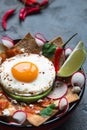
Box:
(1, 36), (14, 48)
(47, 81), (68, 100)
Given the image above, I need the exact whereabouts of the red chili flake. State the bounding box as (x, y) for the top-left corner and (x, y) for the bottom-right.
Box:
(2, 9), (16, 30)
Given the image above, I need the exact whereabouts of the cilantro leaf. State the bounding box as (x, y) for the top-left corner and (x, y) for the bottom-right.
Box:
(42, 42), (56, 58)
(40, 104), (56, 117)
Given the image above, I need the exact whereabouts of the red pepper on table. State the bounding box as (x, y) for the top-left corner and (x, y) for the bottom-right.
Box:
(19, 8), (26, 20)
(19, 0), (49, 21)
(19, 6), (40, 20)
(2, 9), (16, 30)
(25, 6), (40, 15)
(18, 0), (38, 5)
(25, 0), (38, 5)
(39, 0), (49, 8)
(54, 48), (64, 73)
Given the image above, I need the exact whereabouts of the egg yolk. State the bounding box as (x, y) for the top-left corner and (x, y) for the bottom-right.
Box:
(11, 62), (38, 82)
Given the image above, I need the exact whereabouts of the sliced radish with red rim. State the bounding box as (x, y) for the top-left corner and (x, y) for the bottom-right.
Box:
(1, 36), (14, 48)
(34, 33), (47, 46)
(12, 110), (27, 124)
(9, 122), (21, 126)
(58, 97), (68, 111)
(64, 47), (72, 58)
(71, 71), (85, 88)
(47, 81), (68, 100)
(56, 97), (69, 117)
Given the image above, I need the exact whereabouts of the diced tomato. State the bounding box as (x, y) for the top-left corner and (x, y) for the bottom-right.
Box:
(24, 104), (42, 114)
(39, 98), (54, 107)
(6, 48), (22, 58)
(0, 100), (9, 110)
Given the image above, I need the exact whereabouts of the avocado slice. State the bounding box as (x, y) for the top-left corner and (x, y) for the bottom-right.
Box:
(4, 88), (52, 103)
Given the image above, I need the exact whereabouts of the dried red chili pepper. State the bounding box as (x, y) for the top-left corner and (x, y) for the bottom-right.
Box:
(19, 8), (26, 20)
(2, 9), (16, 30)
(26, 6), (40, 14)
(18, 0), (37, 5)
(26, 0), (37, 5)
(19, 0), (49, 21)
(54, 48), (63, 73)
(39, 0), (49, 8)
(20, 6), (40, 20)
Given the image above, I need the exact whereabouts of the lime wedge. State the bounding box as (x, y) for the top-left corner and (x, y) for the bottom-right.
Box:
(57, 41), (86, 77)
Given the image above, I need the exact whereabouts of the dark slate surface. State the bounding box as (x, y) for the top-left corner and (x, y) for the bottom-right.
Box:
(0, 0), (87, 130)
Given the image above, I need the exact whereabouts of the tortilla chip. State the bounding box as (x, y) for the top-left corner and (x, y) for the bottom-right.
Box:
(13, 33), (41, 54)
(66, 87), (79, 103)
(50, 36), (64, 47)
(26, 87), (79, 126)
(26, 110), (58, 126)
(13, 34), (64, 55)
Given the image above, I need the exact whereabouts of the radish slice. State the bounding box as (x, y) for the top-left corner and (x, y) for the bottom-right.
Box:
(47, 81), (68, 99)
(1, 36), (14, 48)
(9, 122), (21, 126)
(64, 47), (72, 58)
(35, 33), (47, 42)
(34, 33), (47, 46)
(35, 38), (45, 46)
(56, 97), (69, 117)
(12, 110), (27, 124)
(71, 71), (85, 88)
(58, 97), (68, 111)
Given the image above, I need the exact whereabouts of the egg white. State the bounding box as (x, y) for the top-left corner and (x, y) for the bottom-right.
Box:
(0, 53), (55, 96)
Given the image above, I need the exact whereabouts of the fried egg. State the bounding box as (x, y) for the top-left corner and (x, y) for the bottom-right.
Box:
(0, 53), (55, 96)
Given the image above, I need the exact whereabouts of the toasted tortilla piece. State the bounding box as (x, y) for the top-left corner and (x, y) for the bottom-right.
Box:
(66, 87), (79, 103)
(50, 36), (64, 48)
(26, 87), (79, 126)
(27, 110), (58, 127)
(13, 33), (41, 54)
(0, 86), (80, 126)
(13, 34), (64, 55)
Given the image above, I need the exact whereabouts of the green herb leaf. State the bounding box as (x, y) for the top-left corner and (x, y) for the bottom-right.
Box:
(40, 104), (56, 117)
(42, 42), (56, 58)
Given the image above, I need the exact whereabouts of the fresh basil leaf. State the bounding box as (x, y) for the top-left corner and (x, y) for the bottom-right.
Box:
(40, 104), (56, 117)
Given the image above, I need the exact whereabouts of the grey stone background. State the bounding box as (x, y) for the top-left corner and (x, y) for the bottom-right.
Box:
(0, 0), (87, 130)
